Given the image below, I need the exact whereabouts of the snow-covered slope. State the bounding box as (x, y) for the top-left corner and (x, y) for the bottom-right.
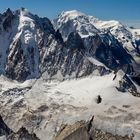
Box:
(53, 10), (100, 40)
(0, 71), (140, 140)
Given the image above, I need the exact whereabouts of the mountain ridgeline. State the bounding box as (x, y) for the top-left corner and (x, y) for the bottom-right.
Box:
(0, 8), (139, 83)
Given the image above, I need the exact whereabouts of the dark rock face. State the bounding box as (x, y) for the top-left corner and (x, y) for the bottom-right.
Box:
(55, 29), (64, 43)
(40, 33), (110, 80)
(0, 115), (40, 140)
(84, 34), (133, 71)
(66, 32), (85, 50)
(2, 8), (14, 31)
(0, 116), (12, 137)
(39, 17), (55, 35)
(116, 74), (140, 96)
(132, 76), (140, 86)
(7, 127), (40, 140)
(5, 39), (31, 81)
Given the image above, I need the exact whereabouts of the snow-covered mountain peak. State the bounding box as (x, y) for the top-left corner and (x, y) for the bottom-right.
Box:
(53, 10), (99, 40)
(18, 9), (35, 29)
(59, 10), (86, 20)
(56, 10), (126, 32)
(54, 10), (130, 41)
(54, 10), (140, 58)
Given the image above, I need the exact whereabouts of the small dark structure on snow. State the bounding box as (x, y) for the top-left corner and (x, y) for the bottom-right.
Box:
(96, 95), (102, 104)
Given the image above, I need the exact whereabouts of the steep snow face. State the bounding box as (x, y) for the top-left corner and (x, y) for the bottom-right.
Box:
(53, 10), (100, 40)
(0, 8), (57, 81)
(11, 9), (40, 79)
(0, 8), (42, 81)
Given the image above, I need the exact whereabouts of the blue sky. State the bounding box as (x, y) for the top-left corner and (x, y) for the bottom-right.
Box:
(0, 0), (140, 28)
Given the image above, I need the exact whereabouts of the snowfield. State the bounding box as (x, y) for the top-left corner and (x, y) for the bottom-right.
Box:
(0, 71), (140, 140)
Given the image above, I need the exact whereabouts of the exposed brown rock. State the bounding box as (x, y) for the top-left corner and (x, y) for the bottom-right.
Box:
(55, 117), (134, 140)
(55, 121), (89, 140)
